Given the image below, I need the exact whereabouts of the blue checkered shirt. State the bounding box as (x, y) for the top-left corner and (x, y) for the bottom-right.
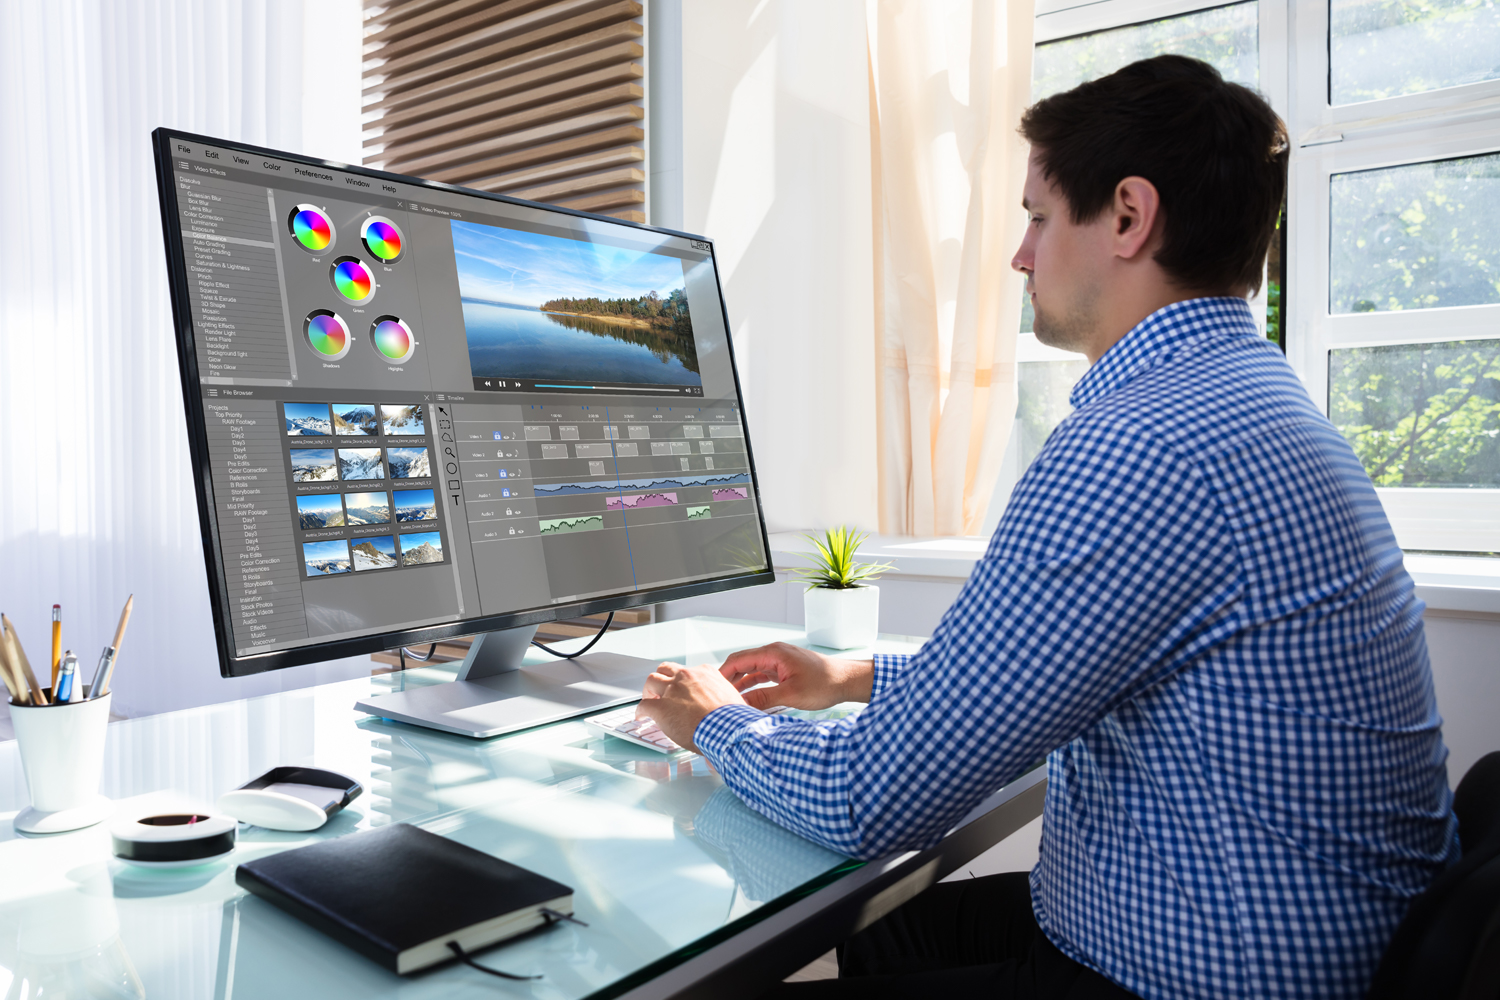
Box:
(695, 297), (1458, 999)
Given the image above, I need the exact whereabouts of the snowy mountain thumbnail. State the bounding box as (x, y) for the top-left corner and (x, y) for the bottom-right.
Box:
(285, 403), (331, 436)
(287, 416), (331, 436)
(333, 404), (378, 436)
(291, 449), (338, 482)
(402, 543), (442, 565)
(352, 538), (398, 571)
(400, 531), (443, 565)
(381, 404), (425, 436)
(338, 449), (384, 481)
(344, 491), (391, 525)
(394, 489), (436, 522)
(303, 540), (351, 576)
(296, 494), (343, 529)
(388, 447), (430, 479)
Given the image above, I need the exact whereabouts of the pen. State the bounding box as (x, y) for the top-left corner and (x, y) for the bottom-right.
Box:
(2, 614), (45, 705)
(89, 646), (117, 702)
(51, 605), (61, 693)
(56, 650), (79, 704)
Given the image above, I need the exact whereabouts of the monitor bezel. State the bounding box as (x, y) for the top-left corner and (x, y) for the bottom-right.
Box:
(152, 127), (777, 678)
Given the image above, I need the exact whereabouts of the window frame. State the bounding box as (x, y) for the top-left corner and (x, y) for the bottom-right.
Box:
(1287, 1), (1500, 551)
(995, 0), (1500, 553)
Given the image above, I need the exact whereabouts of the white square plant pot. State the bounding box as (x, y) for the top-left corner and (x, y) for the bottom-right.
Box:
(803, 585), (879, 650)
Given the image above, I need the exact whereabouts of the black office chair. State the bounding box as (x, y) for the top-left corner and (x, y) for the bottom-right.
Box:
(1368, 751), (1500, 1000)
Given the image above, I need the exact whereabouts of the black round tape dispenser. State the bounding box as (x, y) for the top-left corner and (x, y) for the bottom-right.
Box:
(111, 812), (237, 867)
(216, 766), (362, 832)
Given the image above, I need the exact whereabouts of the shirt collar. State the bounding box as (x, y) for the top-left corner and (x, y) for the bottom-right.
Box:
(1068, 296), (1259, 410)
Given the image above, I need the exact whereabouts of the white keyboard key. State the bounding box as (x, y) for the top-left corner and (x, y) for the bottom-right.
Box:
(584, 703), (788, 755)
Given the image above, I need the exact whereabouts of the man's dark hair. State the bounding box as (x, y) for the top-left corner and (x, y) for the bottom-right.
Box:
(1019, 55), (1288, 294)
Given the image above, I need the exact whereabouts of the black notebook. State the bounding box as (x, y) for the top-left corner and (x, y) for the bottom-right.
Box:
(235, 823), (573, 974)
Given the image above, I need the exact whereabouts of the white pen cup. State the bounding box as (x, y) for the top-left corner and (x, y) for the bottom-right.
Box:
(10, 691), (113, 834)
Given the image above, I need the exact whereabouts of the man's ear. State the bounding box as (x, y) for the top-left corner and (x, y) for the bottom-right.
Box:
(1112, 176), (1161, 262)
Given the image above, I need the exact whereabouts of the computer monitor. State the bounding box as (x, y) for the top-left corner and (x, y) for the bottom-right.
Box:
(153, 128), (774, 736)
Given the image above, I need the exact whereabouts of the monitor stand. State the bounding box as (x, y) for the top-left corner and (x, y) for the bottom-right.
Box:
(352, 625), (661, 738)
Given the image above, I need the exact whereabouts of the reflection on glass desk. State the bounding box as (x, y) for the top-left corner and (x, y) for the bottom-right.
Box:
(0, 618), (929, 999)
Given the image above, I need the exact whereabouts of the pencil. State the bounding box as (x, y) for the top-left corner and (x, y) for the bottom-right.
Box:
(51, 604), (61, 692)
(102, 595), (133, 696)
(2, 615), (46, 706)
(0, 630), (23, 705)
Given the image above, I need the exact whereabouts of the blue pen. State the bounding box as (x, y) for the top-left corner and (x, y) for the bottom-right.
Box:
(55, 651), (78, 703)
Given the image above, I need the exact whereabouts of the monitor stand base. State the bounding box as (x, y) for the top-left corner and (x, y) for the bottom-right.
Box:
(352, 625), (660, 739)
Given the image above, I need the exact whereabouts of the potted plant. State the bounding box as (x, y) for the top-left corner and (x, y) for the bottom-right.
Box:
(794, 526), (896, 650)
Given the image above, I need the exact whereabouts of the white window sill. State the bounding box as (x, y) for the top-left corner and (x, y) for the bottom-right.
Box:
(768, 532), (991, 582)
(1406, 553), (1500, 617)
(769, 532), (1500, 617)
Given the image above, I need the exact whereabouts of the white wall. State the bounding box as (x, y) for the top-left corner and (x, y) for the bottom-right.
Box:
(1425, 615), (1500, 785)
(680, 0), (881, 535)
(0, 0), (369, 722)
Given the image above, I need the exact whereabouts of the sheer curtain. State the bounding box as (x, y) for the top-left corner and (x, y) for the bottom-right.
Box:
(869, 0), (1033, 536)
(0, 0), (363, 720)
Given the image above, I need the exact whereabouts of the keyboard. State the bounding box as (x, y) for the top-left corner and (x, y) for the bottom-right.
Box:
(585, 703), (785, 754)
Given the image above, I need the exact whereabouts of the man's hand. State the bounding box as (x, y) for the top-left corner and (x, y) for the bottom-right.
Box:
(635, 662), (747, 752)
(718, 642), (874, 711)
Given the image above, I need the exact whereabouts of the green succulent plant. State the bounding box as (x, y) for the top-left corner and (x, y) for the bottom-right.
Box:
(793, 526), (896, 591)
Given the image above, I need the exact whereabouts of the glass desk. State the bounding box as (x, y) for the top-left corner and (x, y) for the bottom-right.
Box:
(0, 618), (1045, 1000)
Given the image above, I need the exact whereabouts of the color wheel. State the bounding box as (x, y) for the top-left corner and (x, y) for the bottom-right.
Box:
(360, 216), (404, 263)
(288, 204), (335, 253)
(304, 310), (352, 360)
(330, 256), (376, 304)
(370, 316), (415, 364)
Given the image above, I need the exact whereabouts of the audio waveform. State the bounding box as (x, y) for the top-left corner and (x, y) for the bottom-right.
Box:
(711, 487), (750, 502)
(686, 506), (712, 520)
(533, 473), (749, 496)
(607, 492), (678, 510)
(539, 515), (604, 535)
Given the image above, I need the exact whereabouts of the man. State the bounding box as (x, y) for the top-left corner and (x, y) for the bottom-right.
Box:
(637, 56), (1457, 999)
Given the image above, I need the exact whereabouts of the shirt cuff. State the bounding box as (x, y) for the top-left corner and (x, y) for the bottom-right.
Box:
(870, 653), (911, 702)
(694, 703), (768, 760)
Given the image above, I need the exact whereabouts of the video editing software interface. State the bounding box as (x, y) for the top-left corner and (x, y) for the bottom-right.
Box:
(163, 136), (769, 659)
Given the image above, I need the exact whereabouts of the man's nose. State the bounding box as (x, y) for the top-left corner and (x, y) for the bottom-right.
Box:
(1012, 233), (1033, 274)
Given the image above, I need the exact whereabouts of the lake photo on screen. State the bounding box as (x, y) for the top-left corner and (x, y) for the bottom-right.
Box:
(451, 219), (702, 387)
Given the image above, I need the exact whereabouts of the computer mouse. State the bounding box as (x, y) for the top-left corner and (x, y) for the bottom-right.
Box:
(216, 766), (363, 832)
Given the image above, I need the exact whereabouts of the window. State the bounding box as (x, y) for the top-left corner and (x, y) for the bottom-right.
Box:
(1291, 1), (1500, 551)
(1329, 339), (1500, 488)
(995, 0), (1500, 554)
(1330, 152), (1500, 314)
(1330, 0), (1500, 105)
(1033, 0), (1259, 101)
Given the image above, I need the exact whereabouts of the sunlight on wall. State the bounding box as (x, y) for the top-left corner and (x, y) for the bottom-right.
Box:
(703, 40), (778, 286)
(683, 0), (879, 534)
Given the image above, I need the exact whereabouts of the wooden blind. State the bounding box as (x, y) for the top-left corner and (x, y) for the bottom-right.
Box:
(361, 0), (647, 222)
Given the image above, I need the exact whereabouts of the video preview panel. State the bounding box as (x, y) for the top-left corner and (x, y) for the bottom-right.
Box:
(453, 221), (701, 391)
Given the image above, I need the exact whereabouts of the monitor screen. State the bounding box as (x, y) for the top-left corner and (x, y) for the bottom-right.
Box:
(154, 129), (773, 677)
